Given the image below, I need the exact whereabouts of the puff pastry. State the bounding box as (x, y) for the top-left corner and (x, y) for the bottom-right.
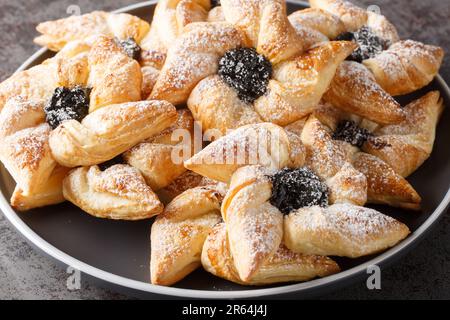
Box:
(152, 0), (355, 131)
(313, 102), (422, 210)
(363, 40), (445, 96)
(202, 223), (340, 285)
(0, 98), (67, 210)
(184, 123), (304, 183)
(140, 0), (210, 68)
(307, 0), (443, 96)
(63, 164), (163, 220)
(124, 109), (195, 191)
(222, 164), (409, 280)
(87, 36), (142, 112)
(49, 100), (177, 168)
(34, 11), (150, 51)
(363, 91), (444, 178)
(158, 171), (227, 203)
(284, 203), (410, 258)
(151, 186), (224, 286)
(324, 61), (405, 125)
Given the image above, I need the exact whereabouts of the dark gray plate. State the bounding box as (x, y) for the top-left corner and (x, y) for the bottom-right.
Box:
(1, 0), (450, 299)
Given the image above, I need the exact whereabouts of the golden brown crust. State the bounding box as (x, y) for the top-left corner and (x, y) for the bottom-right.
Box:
(124, 109), (195, 191)
(63, 165), (163, 220)
(363, 91), (444, 177)
(288, 8), (346, 41)
(363, 40), (444, 96)
(301, 115), (368, 206)
(324, 61), (405, 125)
(284, 203), (410, 258)
(140, 0), (210, 67)
(88, 36), (142, 112)
(253, 41), (356, 126)
(150, 186), (224, 286)
(150, 22), (247, 105)
(313, 102), (422, 210)
(352, 152), (421, 210)
(11, 166), (69, 211)
(49, 100), (177, 168)
(201, 223), (341, 285)
(34, 11), (150, 51)
(184, 123), (297, 183)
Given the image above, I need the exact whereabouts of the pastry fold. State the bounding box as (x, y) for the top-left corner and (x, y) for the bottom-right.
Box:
(202, 223), (340, 286)
(284, 203), (410, 258)
(313, 102), (423, 210)
(34, 11), (150, 51)
(49, 100), (177, 168)
(184, 123), (303, 183)
(150, 186), (224, 286)
(124, 109), (195, 190)
(63, 165), (163, 220)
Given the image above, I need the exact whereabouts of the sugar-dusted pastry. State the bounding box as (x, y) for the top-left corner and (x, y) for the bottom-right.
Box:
(288, 8), (345, 42)
(63, 164), (163, 220)
(49, 100), (177, 168)
(202, 223), (340, 285)
(222, 164), (408, 281)
(0, 98), (68, 210)
(324, 61), (405, 125)
(151, 0), (355, 130)
(140, 0), (211, 68)
(364, 41), (445, 96)
(306, 0), (443, 96)
(313, 102), (422, 209)
(284, 203), (410, 258)
(88, 36), (142, 112)
(34, 11), (150, 51)
(184, 123), (304, 183)
(124, 109), (195, 191)
(151, 186), (224, 286)
(363, 91), (444, 177)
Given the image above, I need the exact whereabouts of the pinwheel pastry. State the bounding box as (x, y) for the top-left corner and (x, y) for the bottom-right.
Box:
(184, 123), (306, 183)
(288, 0), (444, 124)
(222, 165), (409, 282)
(312, 91), (443, 205)
(311, 92), (444, 210)
(202, 223), (340, 286)
(150, 0), (356, 132)
(34, 1), (212, 96)
(150, 185), (225, 286)
(0, 41), (92, 209)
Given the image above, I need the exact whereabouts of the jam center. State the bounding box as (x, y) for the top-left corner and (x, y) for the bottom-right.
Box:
(269, 167), (329, 215)
(332, 120), (372, 148)
(218, 47), (272, 103)
(336, 26), (389, 63)
(115, 37), (141, 60)
(44, 86), (90, 129)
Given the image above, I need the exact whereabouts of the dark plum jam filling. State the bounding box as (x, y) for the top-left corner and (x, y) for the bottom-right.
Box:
(336, 26), (389, 63)
(98, 155), (125, 171)
(332, 120), (372, 148)
(218, 47), (272, 103)
(115, 37), (141, 60)
(44, 86), (90, 129)
(269, 167), (329, 215)
(210, 0), (221, 8)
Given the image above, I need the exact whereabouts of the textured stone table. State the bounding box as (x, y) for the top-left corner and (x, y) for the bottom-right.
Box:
(0, 0), (449, 300)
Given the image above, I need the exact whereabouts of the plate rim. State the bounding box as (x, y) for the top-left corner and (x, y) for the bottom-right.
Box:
(1, 0), (450, 299)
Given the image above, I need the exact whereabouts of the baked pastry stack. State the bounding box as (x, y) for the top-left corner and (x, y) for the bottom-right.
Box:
(0, 0), (445, 287)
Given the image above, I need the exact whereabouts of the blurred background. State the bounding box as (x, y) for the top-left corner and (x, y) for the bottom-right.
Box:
(0, 0), (449, 299)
